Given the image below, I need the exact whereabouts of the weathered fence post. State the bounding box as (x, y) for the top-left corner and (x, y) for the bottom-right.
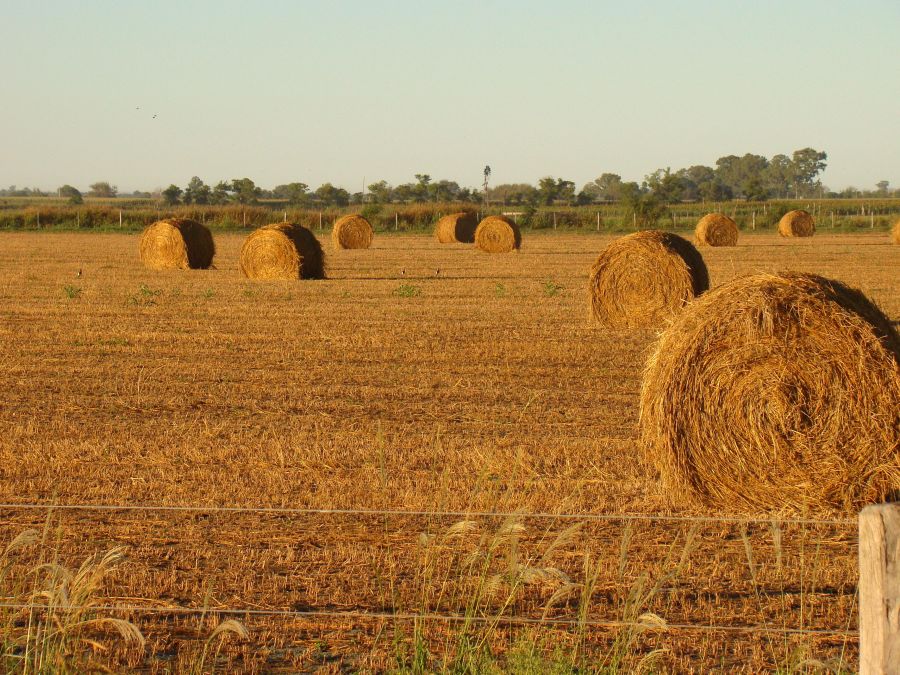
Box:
(859, 503), (900, 674)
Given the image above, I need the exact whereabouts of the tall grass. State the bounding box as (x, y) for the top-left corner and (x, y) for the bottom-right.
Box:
(1, 198), (897, 233)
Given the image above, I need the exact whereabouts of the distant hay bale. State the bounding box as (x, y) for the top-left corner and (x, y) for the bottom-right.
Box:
(474, 215), (521, 253)
(331, 214), (373, 250)
(240, 223), (325, 280)
(695, 213), (738, 246)
(588, 230), (709, 329)
(435, 212), (478, 243)
(892, 219), (900, 244)
(778, 209), (815, 237)
(139, 218), (215, 270)
(640, 272), (900, 513)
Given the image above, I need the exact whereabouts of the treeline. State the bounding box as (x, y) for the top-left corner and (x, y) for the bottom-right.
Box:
(2, 147), (897, 207)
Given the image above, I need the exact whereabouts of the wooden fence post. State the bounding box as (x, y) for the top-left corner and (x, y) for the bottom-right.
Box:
(859, 503), (900, 674)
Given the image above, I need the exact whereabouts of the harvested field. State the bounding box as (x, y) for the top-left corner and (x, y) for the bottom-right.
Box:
(0, 231), (898, 671)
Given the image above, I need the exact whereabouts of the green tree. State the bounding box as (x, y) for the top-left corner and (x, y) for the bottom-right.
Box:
(211, 181), (231, 205)
(644, 168), (685, 203)
(537, 177), (575, 205)
(273, 182), (309, 205)
(230, 178), (260, 204)
(490, 183), (538, 205)
(791, 148), (827, 197)
(875, 180), (889, 195)
(765, 154), (794, 198)
(620, 182), (668, 228)
(583, 173), (623, 201)
(428, 179), (461, 202)
(314, 183), (350, 207)
(58, 185), (83, 204)
(183, 176), (211, 205)
(714, 154), (768, 199)
(414, 174), (432, 202)
(367, 180), (392, 203)
(162, 184), (183, 206)
(88, 181), (117, 198)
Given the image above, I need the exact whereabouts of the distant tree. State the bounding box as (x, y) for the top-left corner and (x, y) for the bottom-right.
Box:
(791, 148), (827, 198)
(490, 183), (538, 206)
(714, 154), (768, 199)
(367, 180), (392, 203)
(765, 154), (794, 199)
(644, 168), (685, 203)
(272, 182), (309, 205)
(620, 181), (668, 228)
(314, 183), (350, 207)
(89, 181), (118, 198)
(742, 175), (768, 201)
(675, 165), (717, 201)
(537, 177), (575, 205)
(428, 179), (461, 202)
(211, 181), (231, 205)
(58, 185), (83, 204)
(413, 174), (432, 202)
(583, 173), (623, 201)
(230, 178), (260, 204)
(162, 184), (183, 206)
(183, 176), (211, 205)
(392, 183), (416, 203)
(574, 190), (593, 206)
(876, 180), (890, 194)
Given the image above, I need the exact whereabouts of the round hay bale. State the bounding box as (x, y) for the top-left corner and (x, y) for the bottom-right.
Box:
(139, 218), (215, 270)
(892, 218), (900, 244)
(435, 212), (478, 243)
(474, 215), (521, 253)
(331, 214), (373, 250)
(695, 213), (738, 246)
(778, 209), (815, 237)
(240, 223), (325, 280)
(588, 230), (709, 329)
(640, 272), (900, 513)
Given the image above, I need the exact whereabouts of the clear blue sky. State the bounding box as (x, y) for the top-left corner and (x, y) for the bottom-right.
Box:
(1, 0), (897, 193)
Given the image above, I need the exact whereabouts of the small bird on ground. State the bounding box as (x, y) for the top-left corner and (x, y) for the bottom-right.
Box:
(75, 268), (82, 278)
(435, 268), (441, 277)
(400, 269), (406, 276)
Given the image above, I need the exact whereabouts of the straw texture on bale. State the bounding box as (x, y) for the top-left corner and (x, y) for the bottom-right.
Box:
(139, 218), (215, 270)
(435, 212), (478, 243)
(640, 272), (900, 513)
(892, 219), (900, 244)
(778, 209), (815, 237)
(588, 230), (709, 329)
(695, 213), (739, 246)
(240, 223), (325, 280)
(474, 215), (521, 253)
(331, 215), (373, 250)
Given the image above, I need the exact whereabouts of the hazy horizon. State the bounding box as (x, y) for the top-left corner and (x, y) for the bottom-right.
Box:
(2, 0), (898, 194)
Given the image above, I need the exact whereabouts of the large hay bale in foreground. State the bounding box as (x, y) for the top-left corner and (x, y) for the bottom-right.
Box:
(139, 218), (215, 270)
(331, 215), (373, 250)
(892, 219), (900, 244)
(435, 212), (478, 243)
(240, 223), (325, 280)
(778, 209), (815, 237)
(695, 213), (738, 246)
(640, 272), (900, 513)
(474, 215), (521, 253)
(588, 230), (709, 329)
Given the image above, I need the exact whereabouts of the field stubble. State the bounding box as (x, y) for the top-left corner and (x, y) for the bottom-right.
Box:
(0, 232), (897, 671)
